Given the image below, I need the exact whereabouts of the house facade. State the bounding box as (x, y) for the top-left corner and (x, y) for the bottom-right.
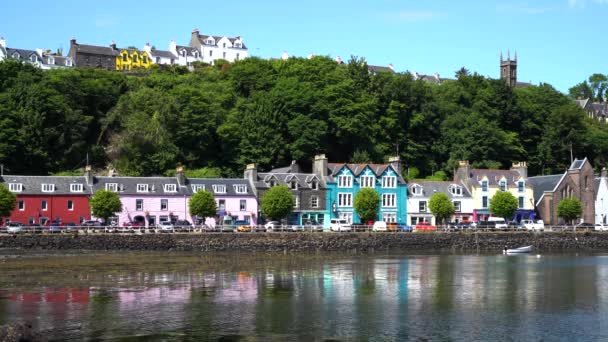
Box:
(407, 181), (474, 225)
(596, 168), (608, 224)
(245, 161), (328, 227)
(313, 155), (407, 225)
(0, 174), (93, 225)
(143, 43), (176, 66)
(115, 48), (152, 71)
(68, 38), (119, 70)
(529, 158), (596, 225)
(189, 28), (248, 64)
(454, 161), (535, 221)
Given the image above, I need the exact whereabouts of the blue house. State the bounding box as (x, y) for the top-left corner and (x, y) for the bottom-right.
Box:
(312, 155), (407, 226)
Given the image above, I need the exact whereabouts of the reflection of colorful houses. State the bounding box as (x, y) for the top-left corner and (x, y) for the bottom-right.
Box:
(454, 161), (535, 222)
(8, 288), (90, 304)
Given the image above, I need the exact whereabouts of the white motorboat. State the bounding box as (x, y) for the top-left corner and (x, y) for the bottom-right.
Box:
(503, 245), (533, 254)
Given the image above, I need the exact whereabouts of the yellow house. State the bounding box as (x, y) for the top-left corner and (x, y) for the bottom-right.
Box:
(116, 48), (151, 71)
(454, 161), (535, 221)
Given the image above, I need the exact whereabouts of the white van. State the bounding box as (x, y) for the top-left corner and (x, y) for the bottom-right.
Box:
(522, 219), (545, 231)
(488, 217), (508, 229)
(372, 221), (387, 232)
(330, 219), (352, 232)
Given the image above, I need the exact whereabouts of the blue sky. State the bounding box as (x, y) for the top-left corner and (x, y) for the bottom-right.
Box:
(2, 0), (607, 92)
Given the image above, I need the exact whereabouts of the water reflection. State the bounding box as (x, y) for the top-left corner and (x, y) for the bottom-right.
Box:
(1, 253), (608, 340)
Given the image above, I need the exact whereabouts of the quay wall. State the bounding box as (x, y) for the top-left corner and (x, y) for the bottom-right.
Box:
(2, 232), (608, 253)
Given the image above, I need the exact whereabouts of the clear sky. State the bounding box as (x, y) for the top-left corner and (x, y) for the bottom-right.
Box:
(2, 0), (606, 92)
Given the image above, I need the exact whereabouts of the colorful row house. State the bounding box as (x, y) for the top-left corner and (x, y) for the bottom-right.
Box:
(406, 181), (474, 225)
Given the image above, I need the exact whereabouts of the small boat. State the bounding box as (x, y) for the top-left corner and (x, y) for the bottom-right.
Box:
(503, 245), (533, 254)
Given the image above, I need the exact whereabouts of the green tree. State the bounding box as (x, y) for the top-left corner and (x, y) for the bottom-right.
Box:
(428, 193), (455, 226)
(189, 190), (217, 225)
(557, 198), (583, 225)
(354, 188), (380, 224)
(261, 185), (294, 221)
(489, 191), (518, 220)
(0, 185), (16, 224)
(90, 190), (122, 224)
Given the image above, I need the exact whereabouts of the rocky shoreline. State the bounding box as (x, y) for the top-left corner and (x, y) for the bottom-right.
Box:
(1, 232), (607, 253)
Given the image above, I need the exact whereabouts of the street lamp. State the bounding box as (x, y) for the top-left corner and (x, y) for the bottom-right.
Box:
(332, 202), (337, 213)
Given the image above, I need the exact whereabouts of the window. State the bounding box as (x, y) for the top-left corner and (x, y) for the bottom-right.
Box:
(450, 185), (462, 196)
(454, 201), (461, 212)
(311, 181), (318, 190)
(137, 184), (149, 193)
(136, 199), (143, 211)
(210, 50), (213, 57)
(9, 183), (22, 192)
(499, 180), (507, 191)
(338, 175), (352, 188)
(70, 184), (83, 192)
(123, 54), (127, 61)
(133, 55), (138, 63)
(294, 196), (299, 208)
(31, 55), (37, 63)
(160, 199), (168, 211)
(419, 201), (427, 212)
(235, 43), (242, 48)
(18, 200), (24, 211)
(223, 52), (226, 59)
(411, 185), (422, 196)
(518, 196), (525, 209)
(382, 194), (396, 207)
(236, 53), (240, 60)
(192, 184), (205, 193)
(382, 212), (397, 223)
(213, 184), (226, 194)
(268, 179), (276, 187)
(290, 181), (298, 190)
(311, 196), (319, 208)
(206, 39), (214, 45)
(67, 200), (74, 211)
(164, 184), (177, 193)
(481, 180), (488, 192)
(143, 56), (147, 63)
(41, 184), (55, 193)
(240, 200), (246, 211)
(338, 193), (353, 207)
(382, 176), (397, 188)
(518, 181), (525, 193)
(223, 43), (226, 48)
(339, 212), (353, 224)
(181, 50), (186, 57)
(48, 57), (54, 64)
(482, 196), (488, 209)
(156, 57), (161, 64)
(106, 183), (118, 192)
(41, 200), (48, 211)
(218, 199), (225, 210)
(159, 215), (169, 223)
(360, 176), (375, 188)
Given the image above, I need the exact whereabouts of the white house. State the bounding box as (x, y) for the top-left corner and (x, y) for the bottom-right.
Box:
(407, 181), (475, 225)
(0, 36), (72, 69)
(143, 42), (177, 66)
(170, 41), (203, 67)
(596, 168), (608, 224)
(189, 28), (248, 65)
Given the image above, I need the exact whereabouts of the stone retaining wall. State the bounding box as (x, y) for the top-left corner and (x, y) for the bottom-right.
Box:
(2, 232), (608, 252)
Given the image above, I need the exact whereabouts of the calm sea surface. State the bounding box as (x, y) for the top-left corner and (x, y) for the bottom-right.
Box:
(0, 251), (607, 341)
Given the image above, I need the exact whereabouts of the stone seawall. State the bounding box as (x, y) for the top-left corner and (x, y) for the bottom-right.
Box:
(2, 232), (608, 253)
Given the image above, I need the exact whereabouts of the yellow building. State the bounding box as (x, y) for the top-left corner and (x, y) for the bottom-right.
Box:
(116, 48), (151, 71)
(454, 161), (535, 221)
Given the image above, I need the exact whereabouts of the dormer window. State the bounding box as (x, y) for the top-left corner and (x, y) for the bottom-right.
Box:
(268, 180), (276, 187)
(192, 184), (205, 193)
(449, 185), (463, 196)
(234, 184), (247, 194)
(106, 183), (118, 192)
(206, 39), (214, 45)
(290, 181), (298, 190)
(235, 42), (242, 48)
(41, 184), (55, 193)
(181, 50), (186, 57)
(30, 55), (37, 63)
(164, 184), (177, 193)
(12, 52), (20, 59)
(212, 184), (226, 194)
(137, 184), (149, 193)
(48, 56), (54, 64)
(132, 54), (138, 63)
(499, 180), (507, 191)
(193, 51), (199, 58)
(8, 183), (23, 192)
(70, 184), (83, 193)
(311, 181), (318, 190)
(360, 176), (375, 188)
(411, 185), (423, 196)
(518, 181), (525, 192)
(481, 180), (488, 192)
(65, 60), (72, 66)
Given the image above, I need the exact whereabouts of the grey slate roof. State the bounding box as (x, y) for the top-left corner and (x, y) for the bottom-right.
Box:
(408, 181), (472, 198)
(188, 178), (255, 196)
(368, 65), (395, 74)
(176, 45), (198, 57)
(72, 43), (119, 56)
(42, 54), (72, 67)
(6, 48), (40, 62)
(325, 163), (404, 184)
(92, 176), (254, 196)
(150, 49), (176, 58)
(255, 173), (322, 190)
(527, 174), (564, 204)
(468, 169), (524, 186)
(196, 34), (247, 49)
(0, 175), (93, 195)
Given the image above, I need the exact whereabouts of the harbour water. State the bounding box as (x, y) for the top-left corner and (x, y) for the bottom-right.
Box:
(1, 251), (607, 341)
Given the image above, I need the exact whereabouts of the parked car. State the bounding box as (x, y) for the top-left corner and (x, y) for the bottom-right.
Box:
(397, 223), (413, 232)
(575, 222), (595, 230)
(158, 221), (175, 233)
(330, 219), (352, 232)
(47, 221), (63, 233)
(123, 221), (145, 229)
(264, 221), (281, 232)
(415, 221), (436, 231)
(372, 221), (388, 232)
(521, 219), (545, 231)
(387, 222), (401, 232)
(6, 222), (24, 234)
(476, 221), (496, 230)
(303, 220), (323, 232)
(488, 217), (508, 229)
(64, 222), (79, 233)
(237, 224), (251, 232)
(595, 223), (608, 231)
(82, 220), (102, 227)
(174, 220), (193, 232)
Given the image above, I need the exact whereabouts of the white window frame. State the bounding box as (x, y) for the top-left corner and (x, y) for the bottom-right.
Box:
(70, 184), (83, 193)
(339, 212), (353, 224)
(360, 176), (375, 188)
(338, 193), (353, 207)
(419, 201), (427, 212)
(518, 196), (525, 209)
(18, 200), (24, 211)
(518, 181), (525, 193)
(106, 183), (118, 192)
(382, 193), (397, 207)
(382, 176), (397, 189)
(9, 183), (23, 192)
(450, 185), (462, 196)
(411, 185), (423, 196)
(160, 199), (168, 211)
(499, 180), (507, 192)
(482, 196), (488, 209)
(311, 196), (319, 208)
(212, 184), (226, 194)
(164, 184), (177, 193)
(136, 199), (144, 211)
(67, 200), (74, 211)
(41, 184), (55, 193)
(240, 199), (247, 211)
(481, 180), (488, 192)
(454, 201), (461, 212)
(41, 200), (48, 211)
(191, 184), (205, 193)
(294, 196), (299, 208)
(234, 184), (247, 194)
(137, 184), (149, 193)
(382, 212), (397, 223)
(338, 175), (352, 188)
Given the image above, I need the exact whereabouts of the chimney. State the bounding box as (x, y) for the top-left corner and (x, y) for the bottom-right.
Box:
(144, 42), (152, 54)
(176, 166), (185, 186)
(602, 167), (607, 179)
(244, 163), (258, 195)
(510, 161), (528, 179)
(290, 160), (300, 173)
(191, 27), (200, 46)
(110, 40), (117, 50)
(313, 154), (328, 179)
(388, 156), (402, 176)
(454, 160), (470, 182)
(0, 37), (5, 48)
(84, 165), (93, 185)
(388, 63), (394, 71)
(169, 40), (177, 54)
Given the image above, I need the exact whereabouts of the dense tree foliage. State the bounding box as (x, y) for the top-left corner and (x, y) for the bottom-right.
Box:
(428, 193), (455, 225)
(353, 188), (380, 223)
(0, 58), (605, 177)
(489, 191), (519, 220)
(90, 189), (122, 224)
(188, 190), (217, 224)
(557, 198), (583, 225)
(260, 186), (294, 221)
(0, 185), (16, 224)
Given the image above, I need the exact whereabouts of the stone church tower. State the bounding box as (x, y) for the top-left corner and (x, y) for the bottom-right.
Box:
(500, 51), (517, 87)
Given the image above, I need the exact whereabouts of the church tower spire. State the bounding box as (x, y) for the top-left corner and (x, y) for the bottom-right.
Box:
(500, 50), (517, 87)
